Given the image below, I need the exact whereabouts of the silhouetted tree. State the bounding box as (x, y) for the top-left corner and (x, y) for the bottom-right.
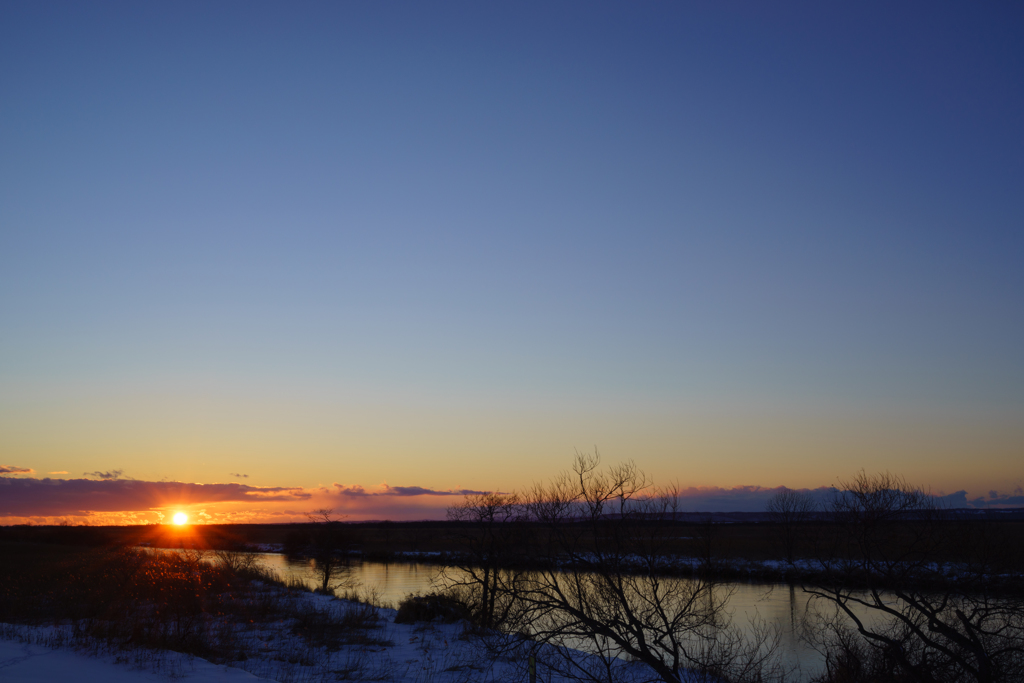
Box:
(306, 508), (354, 595)
(514, 453), (783, 683)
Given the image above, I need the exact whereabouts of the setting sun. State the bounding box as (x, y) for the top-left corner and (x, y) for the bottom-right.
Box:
(172, 512), (187, 525)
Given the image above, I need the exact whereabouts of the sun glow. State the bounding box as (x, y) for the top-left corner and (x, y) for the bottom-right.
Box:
(172, 512), (188, 525)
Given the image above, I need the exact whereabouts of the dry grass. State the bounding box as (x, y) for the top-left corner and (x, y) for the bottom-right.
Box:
(0, 542), (391, 666)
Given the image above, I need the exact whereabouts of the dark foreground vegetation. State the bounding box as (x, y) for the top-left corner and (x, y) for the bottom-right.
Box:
(0, 541), (387, 668)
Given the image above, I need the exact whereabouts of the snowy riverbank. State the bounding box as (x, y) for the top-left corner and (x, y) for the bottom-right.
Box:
(1, 587), (696, 683)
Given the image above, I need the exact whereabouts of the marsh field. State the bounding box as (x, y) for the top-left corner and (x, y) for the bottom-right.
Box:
(7, 514), (1023, 565)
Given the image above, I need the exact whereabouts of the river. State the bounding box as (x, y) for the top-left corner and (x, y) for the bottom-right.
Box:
(250, 552), (857, 679)
(152, 549), (878, 679)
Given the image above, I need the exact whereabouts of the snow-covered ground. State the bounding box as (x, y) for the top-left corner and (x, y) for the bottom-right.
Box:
(0, 637), (262, 682)
(0, 589), (673, 683)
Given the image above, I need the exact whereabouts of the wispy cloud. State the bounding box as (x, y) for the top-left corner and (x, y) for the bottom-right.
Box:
(963, 490), (1024, 509)
(4, 473), (1015, 524)
(230, 473), (249, 479)
(0, 476), (486, 523)
(665, 485), (836, 512)
(84, 469), (125, 481)
(330, 483), (490, 498)
(0, 465), (34, 476)
(48, 471), (68, 475)
(0, 477), (312, 516)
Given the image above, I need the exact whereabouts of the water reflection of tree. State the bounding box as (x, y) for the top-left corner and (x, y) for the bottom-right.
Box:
(441, 492), (528, 629)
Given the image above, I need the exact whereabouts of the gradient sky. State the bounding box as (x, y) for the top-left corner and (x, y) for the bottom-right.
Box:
(2, 2), (1022, 523)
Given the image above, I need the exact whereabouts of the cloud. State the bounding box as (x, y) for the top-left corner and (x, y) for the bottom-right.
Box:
(6, 473), (1013, 524)
(0, 476), (488, 523)
(936, 486), (1024, 509)
(299, 482), (501, 520)
(0, 476), (312, 517)
(665, 485), (837, 512)
(966, 491), (1024, 509)
(329, 483), (490, 498)
(48, 471), (68, 475)
(0, 465), (34, 476)
(935, 490), (970, 507)
(84, 469), (124, 480)
(230, 473), (249, 479)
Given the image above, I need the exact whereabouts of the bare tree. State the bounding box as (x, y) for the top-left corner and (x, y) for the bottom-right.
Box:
(765, 487), (817, 563)
(306, 508), (355, 595)
(513, 452), (783, 683)
(803, 472), (1024, 683)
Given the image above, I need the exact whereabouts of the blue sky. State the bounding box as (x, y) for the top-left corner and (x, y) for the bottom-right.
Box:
(1, 2), (1022, 521)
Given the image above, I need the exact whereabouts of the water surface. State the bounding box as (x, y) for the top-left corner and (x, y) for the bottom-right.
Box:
(252, 553), (841, 678)
(156, 549), (882, 679)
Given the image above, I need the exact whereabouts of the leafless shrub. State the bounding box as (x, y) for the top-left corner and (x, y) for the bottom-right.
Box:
(305, 508), (357, 596)
(395, 592), (473, 624)
(215, 548), (262, 576)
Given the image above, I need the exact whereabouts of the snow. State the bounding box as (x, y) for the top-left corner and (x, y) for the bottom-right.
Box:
(251, 544), (284, 554)
(0, 637), (263, 682)
(0, 590), (672, 683)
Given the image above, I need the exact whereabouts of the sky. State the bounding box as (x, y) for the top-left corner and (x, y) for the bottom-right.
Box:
(1, 1), (1022, 524)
